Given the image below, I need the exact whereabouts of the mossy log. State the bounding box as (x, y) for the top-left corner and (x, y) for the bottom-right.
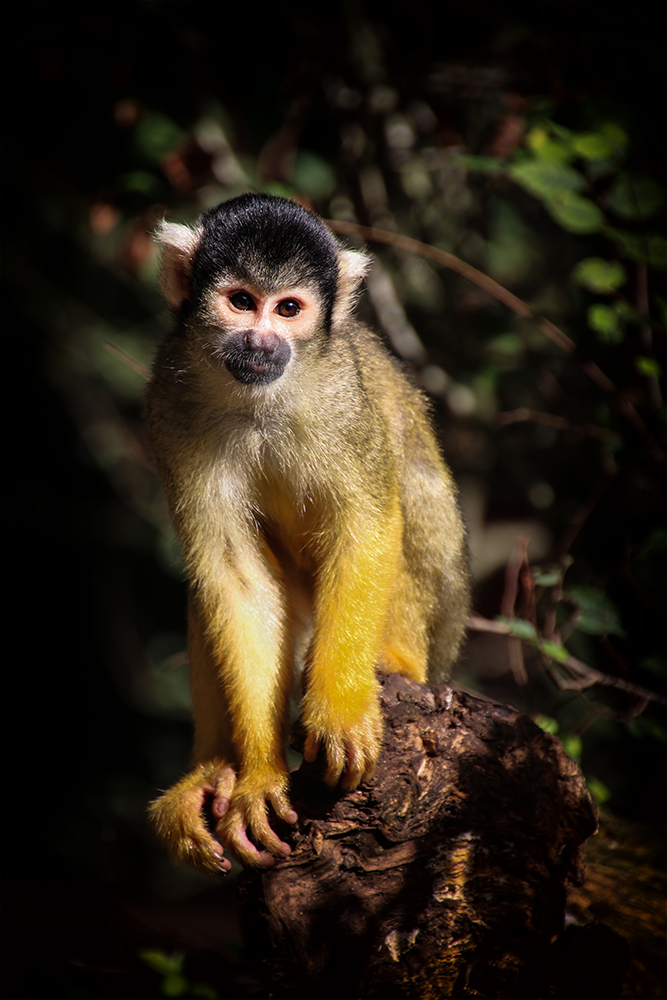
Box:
(238, 673), (598, 999)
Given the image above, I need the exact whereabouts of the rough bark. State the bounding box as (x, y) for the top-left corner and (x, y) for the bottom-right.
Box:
(238, 673), (598, 999)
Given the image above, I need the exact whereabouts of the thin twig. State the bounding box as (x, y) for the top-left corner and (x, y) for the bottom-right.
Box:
(328, 219), (665, 463)
(468, 613), (667, 707)
(499, 407), (619, 444)
(106, 340), (151, 380)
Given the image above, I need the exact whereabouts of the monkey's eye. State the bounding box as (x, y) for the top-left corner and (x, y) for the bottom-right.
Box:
(277, 299), (300, 318)
(229, 291), (255, 311)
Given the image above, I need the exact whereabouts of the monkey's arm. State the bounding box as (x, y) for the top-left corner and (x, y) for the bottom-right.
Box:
(302, 492), (404, 789)
(150, 506), (298, 872)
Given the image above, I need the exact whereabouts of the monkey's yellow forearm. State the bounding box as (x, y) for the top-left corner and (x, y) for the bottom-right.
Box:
(302, 495), (403, 787)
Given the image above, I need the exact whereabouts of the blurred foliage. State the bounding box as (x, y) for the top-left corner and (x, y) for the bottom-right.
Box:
(4, 0), (665, 911)
(139, 949), (219, 998)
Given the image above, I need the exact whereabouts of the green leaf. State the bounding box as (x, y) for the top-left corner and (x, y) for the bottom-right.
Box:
(607, 229), (667, 269)
(561, 733), (583, 762)
(545, 191), (604, 233)
(533, 714), (559, 735)
(587, 304), (624, 343)
(497, 616), (538, 641)
(139, 951), (184, 976)
(571, 131), (618, 161)
(572, 257), (627, 294)
(608, 175), (664, 220)
(598, 122), (629, 153)
(134, 113), (185, 162)
(635, 356), (662, 378)
(532, 565), (563, 587)
(586, 775), (611, 805)
(546, 121), (575, 142)
(508, 159), (585, 199)
(457, 154), (505, 175)
(291, 151), (336, 199)
(539, 640), (570, 664)
(526, 126), (573, 162)
(613, 300), (641, 324)
(488, 333), (524, 356)
(566, 586), (627, 637)
(163, 973), (189, 997)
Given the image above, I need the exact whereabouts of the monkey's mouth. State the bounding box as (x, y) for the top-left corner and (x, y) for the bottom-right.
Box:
(224, 354), (286, 385)
(220, 339), (291, 385)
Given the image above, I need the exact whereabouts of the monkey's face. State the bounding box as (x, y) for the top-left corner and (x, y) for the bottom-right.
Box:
(208, 283), (321, 386)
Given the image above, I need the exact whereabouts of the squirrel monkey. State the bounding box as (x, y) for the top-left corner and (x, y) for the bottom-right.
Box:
(146, 194), (470, 873)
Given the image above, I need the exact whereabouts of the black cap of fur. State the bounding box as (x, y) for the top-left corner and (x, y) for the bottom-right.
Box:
(191, 194), (339, 329)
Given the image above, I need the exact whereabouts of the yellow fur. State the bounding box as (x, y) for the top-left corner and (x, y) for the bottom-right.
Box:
(145, 200), (470, 871)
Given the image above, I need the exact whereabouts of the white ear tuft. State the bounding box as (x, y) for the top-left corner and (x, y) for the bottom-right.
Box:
(153, 219), (202, 309)
(333, 247), (371, 326)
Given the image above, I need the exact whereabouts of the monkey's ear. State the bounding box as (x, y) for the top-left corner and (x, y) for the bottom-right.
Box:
(333, 248), (371, 326)
(153, 220), (203, 309)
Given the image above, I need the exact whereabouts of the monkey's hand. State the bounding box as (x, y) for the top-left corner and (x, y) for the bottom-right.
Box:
(150, 763), (298, 873)
(302, 696), (383, 792)
(217, 771), (298, 869)
(148, 761), (238, 875)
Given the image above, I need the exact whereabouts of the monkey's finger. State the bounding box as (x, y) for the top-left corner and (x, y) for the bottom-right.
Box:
(302, 733), (322, 763)
(268, 789), (298, 825)
(340, 748), (376, 792)
(321, 738), (348, 787)
(212, 764), (237, 818)
(222, 813), (287, 868)
(149, 772), (236, 875)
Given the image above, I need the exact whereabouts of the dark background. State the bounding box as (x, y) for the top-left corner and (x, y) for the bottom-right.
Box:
(3, 3), (665, 997)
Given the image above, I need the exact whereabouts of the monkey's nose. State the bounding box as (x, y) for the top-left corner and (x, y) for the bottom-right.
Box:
(245, 330), (280, 353)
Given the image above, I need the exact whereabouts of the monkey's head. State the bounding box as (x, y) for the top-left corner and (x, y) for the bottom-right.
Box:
(155, 194), (369, 387)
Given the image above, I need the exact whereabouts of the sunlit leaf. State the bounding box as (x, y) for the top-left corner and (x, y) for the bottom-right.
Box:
(545, 191), (604, 233)
(534, 714), (559, 734)
(497, 616), (538, 640)
(572, 133), (612, 160)
(586, 776), (612, 805)
(139, 950), (185, 976)
(526, 126), (573, 162)
(572, 257), (626, 294)
(561, 733), (582, 762)
(532, 565), (563, 587)
(635, 356), (662, 378)
(508, 159), (585, 198)
(587, 303), (623, 342)
(539, 640), (570, 664)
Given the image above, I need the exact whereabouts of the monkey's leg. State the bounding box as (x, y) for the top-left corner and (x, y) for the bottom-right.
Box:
(302, 497), (403, 791)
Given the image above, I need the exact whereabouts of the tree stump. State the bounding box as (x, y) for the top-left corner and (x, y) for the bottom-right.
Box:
(238, 673), (598, 999)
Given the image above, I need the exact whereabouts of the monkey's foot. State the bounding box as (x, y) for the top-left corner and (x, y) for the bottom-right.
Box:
(149, 761), (237, 875)
(217, 774), (298, 868)
(302, 704), (382, 792)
